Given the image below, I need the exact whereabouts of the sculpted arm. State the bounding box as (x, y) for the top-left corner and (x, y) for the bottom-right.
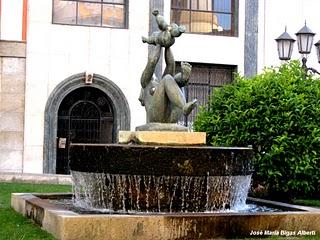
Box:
(140, 45), (161, 88)
(163, 47), (175, 77)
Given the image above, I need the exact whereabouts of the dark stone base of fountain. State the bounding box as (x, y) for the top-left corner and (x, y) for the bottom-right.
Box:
(12, 193), (320, 240)
(69, 144), (254, 212)
(69, 144), (253, 176)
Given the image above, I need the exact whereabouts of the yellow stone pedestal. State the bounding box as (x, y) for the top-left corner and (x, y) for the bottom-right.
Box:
(119, 131), (206, 145)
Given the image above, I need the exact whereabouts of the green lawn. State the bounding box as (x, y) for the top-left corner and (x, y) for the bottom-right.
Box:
(292, 199), (320, 208)
(0, 182), (71, 240)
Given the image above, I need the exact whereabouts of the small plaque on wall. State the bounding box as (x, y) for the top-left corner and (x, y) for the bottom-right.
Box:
(58, 138), (67, 149)
(85, 72), (94, 84)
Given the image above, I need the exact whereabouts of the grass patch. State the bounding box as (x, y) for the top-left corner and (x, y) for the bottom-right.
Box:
(0, 182), (71, 240)
(292, 199), (320, 208)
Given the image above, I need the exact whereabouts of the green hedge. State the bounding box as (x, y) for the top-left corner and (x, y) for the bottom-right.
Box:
(194, 61), (320, 199)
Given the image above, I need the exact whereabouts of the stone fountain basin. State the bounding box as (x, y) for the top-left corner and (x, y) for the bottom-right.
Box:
(69, 144), (254, 176)
(69, 144), (254, 212)
(11, 193), (320, 240)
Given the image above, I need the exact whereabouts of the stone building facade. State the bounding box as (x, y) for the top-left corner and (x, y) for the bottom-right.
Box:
(0, 41), (26, 172)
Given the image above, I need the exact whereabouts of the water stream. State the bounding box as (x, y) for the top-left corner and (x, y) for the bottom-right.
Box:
(71, 171), (252, 213)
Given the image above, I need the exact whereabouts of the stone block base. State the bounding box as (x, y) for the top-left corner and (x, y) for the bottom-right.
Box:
(11, 193), (320, 240)
(119, 131), (206, 145)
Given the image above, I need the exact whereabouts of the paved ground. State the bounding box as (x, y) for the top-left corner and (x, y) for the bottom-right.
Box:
(0, 172), (72, 185)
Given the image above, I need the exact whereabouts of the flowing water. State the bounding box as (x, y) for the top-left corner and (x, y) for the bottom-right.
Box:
(71, 171), (252, 213)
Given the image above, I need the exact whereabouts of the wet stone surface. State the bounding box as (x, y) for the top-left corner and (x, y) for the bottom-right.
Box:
(69, 144), (254, 176)
(69, 144), (254, 212)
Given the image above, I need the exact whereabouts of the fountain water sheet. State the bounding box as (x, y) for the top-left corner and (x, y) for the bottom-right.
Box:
(72, 171), (252, 213)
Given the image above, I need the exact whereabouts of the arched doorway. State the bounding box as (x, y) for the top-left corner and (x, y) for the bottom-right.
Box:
(56, 87), (114, 174)
(44, 73), (130, 174)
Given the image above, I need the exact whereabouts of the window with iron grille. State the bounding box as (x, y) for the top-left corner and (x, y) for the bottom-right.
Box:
(171, 0), (238, 36)
(176, 62), (237, 128)
(52, 0), (128, 28)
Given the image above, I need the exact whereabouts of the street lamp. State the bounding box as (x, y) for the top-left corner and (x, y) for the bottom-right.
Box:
(275, 27), (295, 60)
(295, 23), (315, 55)
(314, 40), (320, 63)
(276, 23), (320, 75)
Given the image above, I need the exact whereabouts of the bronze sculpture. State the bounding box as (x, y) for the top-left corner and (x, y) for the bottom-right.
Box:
(137, 10), (197, 131)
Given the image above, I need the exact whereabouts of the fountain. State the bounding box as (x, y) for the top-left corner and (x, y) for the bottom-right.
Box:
(69, 10), (253, 214)
(11, 10), (320, 240)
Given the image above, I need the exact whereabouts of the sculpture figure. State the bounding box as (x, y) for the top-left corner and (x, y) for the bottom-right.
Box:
(142, 9), (186, 48)
(138, 10), (197, 131)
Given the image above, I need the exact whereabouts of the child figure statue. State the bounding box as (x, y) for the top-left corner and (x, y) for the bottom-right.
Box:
(142, 9), (186, 48)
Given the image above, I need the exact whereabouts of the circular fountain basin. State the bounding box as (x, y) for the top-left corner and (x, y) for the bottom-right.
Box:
(69, 144), (253, 213)
(69, 144), (253, 176)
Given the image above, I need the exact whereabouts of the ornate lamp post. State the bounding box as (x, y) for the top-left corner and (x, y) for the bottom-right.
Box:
(276, 23), (320, 75)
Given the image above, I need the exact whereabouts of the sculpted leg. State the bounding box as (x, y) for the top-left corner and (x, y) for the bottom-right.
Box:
(183, 99), (197, 115)
(163, 74), (186, 109)
(148, 80), (169, 122)
(163, 74), (197, 121)
(161, 74), (185, 122)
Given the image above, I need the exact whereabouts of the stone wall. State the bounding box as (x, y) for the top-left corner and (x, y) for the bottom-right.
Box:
(0, 40), (26, 172)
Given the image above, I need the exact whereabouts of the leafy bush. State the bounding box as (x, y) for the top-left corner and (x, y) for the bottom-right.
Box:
(194, 61), (320, 199)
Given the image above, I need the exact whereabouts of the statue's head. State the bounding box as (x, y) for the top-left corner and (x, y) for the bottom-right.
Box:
(170, 23), (186, 37)
(139, 76), (159, 108)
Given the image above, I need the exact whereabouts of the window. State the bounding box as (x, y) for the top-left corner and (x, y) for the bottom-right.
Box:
(171, 0), (238, 36)
(52, 0), (127, 28)
(176, 63), (236, 128)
